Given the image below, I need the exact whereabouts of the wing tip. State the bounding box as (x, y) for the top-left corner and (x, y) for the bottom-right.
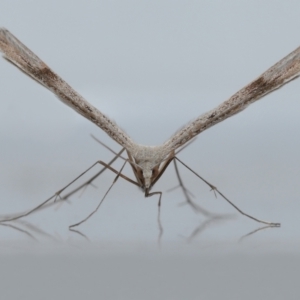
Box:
(0, 27), (10, 39)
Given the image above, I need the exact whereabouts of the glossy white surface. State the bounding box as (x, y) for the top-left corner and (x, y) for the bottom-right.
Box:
(1, 1), (300, 299)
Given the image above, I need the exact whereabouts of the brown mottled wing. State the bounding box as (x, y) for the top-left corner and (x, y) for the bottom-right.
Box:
(164, 45), (300, 152)
(0, 28), (134, 151)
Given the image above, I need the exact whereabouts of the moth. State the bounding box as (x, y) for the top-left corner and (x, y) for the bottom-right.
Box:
(1, 28), (299, 228)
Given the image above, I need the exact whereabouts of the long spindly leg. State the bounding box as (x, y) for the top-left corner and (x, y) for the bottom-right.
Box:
(145, 189), (164, 244)
(173, 159), (216, 217)
(56, 138), (134, 201)
(69, 228), (90, 241)
(184, 215), (233, 243)
(69, 159), (128, 229)
(0, 222), (37, 240)
(145, 190), (162, 206)
(0, 148), (125, 222)
(157, 207), (163, 246)
(0, 148), (139, 223)
(175, 157), (280, 227)
(238, 225), (277, 242)
(60, 148), (128, 200)
(91, 134), (127, 161)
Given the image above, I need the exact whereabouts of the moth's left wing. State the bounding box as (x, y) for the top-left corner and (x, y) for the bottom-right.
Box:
(0, 28), (135, 151)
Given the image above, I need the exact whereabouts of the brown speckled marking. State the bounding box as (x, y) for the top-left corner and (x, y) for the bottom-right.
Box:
(1, 27), (300, 191)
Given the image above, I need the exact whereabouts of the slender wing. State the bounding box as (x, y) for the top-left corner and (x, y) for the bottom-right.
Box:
(0, 28), (135, 151)
(163, 46), (300, 153)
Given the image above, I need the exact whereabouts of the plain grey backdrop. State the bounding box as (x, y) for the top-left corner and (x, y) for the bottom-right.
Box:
(1, 1), (300, 299)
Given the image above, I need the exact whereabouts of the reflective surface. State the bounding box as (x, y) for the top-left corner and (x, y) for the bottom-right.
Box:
(1, 1), (300, 299)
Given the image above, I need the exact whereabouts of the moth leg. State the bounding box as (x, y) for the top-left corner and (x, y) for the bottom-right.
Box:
(69, 159), (129, 228)
(0, 148), (138, 223)
(175, 157), (280, 227)
(60, 148), (131, 200)
(173, 159), (215, 217)
(145, 189), (163, 244)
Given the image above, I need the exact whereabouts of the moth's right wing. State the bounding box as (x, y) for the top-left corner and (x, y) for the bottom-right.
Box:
(163, 45), (300, 153)
(0, 28), (134, 151)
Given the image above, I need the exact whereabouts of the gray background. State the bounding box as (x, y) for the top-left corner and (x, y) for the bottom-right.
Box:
(1, 1), (300, 299)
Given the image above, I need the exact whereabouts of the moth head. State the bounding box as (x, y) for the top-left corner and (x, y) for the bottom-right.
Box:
(141, 164), (160, 189)
(132, 161), (159, 190)
(132, 145), (165, 190)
